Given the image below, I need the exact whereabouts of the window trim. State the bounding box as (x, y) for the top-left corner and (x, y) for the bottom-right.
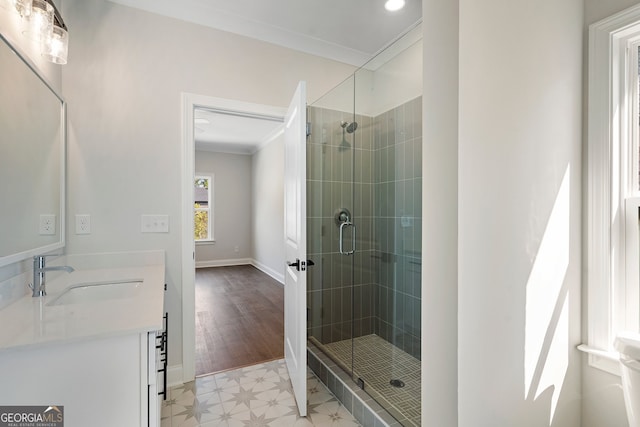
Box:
(194, 174), (214, 242)
(584, 4), (640, 375)
(624, 197), (640, 328)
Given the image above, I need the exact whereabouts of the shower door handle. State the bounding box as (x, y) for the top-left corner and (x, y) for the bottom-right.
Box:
(339, 221), (356, 256)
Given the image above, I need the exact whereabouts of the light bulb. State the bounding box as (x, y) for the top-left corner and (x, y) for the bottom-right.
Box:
(22, 0), (53, 41)
(42, 24), (68, 64)
(13, 0), (32, 16)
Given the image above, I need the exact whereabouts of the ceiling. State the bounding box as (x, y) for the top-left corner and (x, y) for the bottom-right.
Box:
(194, 109), (283, 155)
(106, 0), (422, 154)
(107, 0), (422, 66)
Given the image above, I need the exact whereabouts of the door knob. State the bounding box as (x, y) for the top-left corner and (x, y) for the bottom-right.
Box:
(288, 259), (314, 272)
(287, 259), (301, 271)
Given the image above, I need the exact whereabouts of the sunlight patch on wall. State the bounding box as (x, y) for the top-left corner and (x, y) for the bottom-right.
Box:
(524, 165), (570, 424)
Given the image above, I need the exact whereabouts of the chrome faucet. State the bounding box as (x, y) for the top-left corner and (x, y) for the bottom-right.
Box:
(31, 255), (74, 297)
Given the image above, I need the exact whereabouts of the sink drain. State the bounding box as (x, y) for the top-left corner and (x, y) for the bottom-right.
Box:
(389, 379), (405, 388)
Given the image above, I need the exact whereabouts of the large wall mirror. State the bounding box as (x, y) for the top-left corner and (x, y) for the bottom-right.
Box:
(0, 33), (65, 267)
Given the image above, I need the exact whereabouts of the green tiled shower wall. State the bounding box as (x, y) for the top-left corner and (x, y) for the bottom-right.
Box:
(371, 96), (422, 359)
(306, 95), (422, 360)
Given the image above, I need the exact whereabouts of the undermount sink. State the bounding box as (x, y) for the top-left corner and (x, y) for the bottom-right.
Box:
(47, 279), (143, 306)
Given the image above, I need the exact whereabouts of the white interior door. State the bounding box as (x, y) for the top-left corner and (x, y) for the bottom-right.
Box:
(283, 81), (307, 416)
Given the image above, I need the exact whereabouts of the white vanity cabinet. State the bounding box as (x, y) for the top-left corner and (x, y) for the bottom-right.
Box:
(148, 315), (168, 426)
(0, 253), (166, 427)
(0, 330), (162, 427)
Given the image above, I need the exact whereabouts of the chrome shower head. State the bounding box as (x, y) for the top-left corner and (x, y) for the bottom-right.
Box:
(340, 120), (358, 134)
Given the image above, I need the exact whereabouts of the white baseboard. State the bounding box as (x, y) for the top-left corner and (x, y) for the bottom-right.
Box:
(251, 259), (284, 284)
(195, 258), (252, 269)
(167, 364), (184, 388)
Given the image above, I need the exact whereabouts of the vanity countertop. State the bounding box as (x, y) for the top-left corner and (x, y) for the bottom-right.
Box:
(0, 251), (165, 353)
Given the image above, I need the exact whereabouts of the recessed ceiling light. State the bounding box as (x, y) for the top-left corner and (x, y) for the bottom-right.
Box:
(385, 0), (405, 12)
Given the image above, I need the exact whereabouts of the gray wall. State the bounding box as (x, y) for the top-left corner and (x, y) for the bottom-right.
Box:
(194, 151), (252, 266)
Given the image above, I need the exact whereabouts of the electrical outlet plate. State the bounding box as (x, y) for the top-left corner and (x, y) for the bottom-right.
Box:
(39, 214), (56, 235)
(75, 214), (91, 234)
(141, 215), (169, 233)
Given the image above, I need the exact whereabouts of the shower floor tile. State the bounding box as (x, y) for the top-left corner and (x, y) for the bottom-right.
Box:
(324, 334), (421, 426)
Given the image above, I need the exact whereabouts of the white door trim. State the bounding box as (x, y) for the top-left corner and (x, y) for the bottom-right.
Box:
(180, 93), (286, 383)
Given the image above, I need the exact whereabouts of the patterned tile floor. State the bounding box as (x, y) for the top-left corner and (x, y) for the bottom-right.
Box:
(162, 359), (361, 426)
(324, 335), (421, 426)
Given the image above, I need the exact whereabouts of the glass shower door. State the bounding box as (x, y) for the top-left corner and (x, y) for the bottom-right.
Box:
(306, 75), (356, 376)
(351, 37), (423, 427)
(307, 27), (423, 427)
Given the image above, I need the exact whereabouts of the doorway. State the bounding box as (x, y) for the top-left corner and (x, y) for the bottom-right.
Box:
(181, 93), (287, 382)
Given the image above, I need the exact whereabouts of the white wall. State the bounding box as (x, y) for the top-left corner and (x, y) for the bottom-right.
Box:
(458, 1), (583, 426)
(581, 2), (638, 426)
(251, 135), (285, 283)
(61, 0), (356, 369)
(421, 0), (458, 425)
(421, 0), (585, 424)
(312, 31), (423, 118)
(585, 0), (640, 24)
(194, 151), (252, 266)
(366, 36), (423, 117)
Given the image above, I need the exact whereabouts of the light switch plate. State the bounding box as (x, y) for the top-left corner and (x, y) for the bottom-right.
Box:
(141, 215), (169, 233)
(39, 214), (56, 235)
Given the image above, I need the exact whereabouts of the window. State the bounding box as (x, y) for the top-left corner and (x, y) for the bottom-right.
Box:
(194, 175), (213, 242)
(584, 6), (640, 375)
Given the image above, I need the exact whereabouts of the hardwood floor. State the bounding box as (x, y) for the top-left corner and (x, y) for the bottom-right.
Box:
(195, 265), (284, 376)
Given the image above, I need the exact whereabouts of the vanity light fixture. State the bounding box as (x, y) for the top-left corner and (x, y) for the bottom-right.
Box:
(12, 0), (31, 17)
(41, 23), (67, 64)
(21, 0), (52, 41)
(6, 0), (69, 64)
(42, 0), (68, 64)
(384, 0), (405, 12)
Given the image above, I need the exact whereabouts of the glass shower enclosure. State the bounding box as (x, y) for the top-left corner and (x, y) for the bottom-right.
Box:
(306, 26), (422, 426)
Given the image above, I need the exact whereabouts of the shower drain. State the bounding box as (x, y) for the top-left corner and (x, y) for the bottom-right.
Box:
(389, 379), (405, 388)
